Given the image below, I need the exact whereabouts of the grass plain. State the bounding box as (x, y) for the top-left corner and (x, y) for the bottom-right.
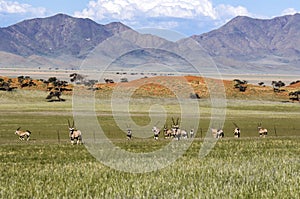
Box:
(0, 88), (300, 198)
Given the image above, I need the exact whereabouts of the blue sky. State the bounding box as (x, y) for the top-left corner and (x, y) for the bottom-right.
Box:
(0, 0), (299, 36)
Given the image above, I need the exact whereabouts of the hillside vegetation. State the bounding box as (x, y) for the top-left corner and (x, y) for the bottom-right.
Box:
(1, 75), (299, 102)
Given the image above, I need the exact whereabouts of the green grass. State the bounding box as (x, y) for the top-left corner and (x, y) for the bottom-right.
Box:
(0, 90), (300, 198)
(0, 139), (299, 198)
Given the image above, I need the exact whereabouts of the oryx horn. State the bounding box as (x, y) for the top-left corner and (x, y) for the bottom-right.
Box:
(172, 117), (175, 125)
(233, 122), (239, 128)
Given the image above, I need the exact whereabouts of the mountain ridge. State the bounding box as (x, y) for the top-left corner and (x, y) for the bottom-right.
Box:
(191, 13), (300, 73)
(0, 13), (299, 74)
(0, 13), (131, 57)
(193, 13), (300, 58)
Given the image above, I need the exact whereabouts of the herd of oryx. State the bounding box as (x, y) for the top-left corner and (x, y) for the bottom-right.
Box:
(129, 118), (268, 141)
(15, 118), (268, 144)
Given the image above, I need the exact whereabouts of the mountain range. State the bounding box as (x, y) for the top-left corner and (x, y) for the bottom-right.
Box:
(0, 13), (299, 74)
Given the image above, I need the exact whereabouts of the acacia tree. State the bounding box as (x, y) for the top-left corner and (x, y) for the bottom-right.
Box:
(289, 80), (300, 86)
(258, 82), (265, 87)
(272, 81), (285, 92)
(45, 77), (69, 102)
(289, 91), (300, 102)
(0, 78), (16, 91)
(18, 76), (36, 88)
(233, 79), (247, 92)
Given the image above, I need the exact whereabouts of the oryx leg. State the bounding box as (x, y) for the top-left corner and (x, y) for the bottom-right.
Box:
(26, 133), (30, 141)
(70, 137), (75, 145)
(75, 136), (81, 144)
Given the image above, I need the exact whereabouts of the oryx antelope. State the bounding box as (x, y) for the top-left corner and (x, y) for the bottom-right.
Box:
(171, 117), (181, 140)
(170, 117), (188, 140)
(68, 120), (82, 144)
(233, 122), (241, 138)
(181, 129), (188, 139)
(258, 123), (268, 138)
(211, 128), (224, 139)
(152, 126), (160, 140)
(233, 128), (241, 138)
(127, 128), (132, 140)
(163, 125), (173, 138)
(126, 124), (132, 140)
(15, 127), (31, 141)
(189, 129), (195, 138)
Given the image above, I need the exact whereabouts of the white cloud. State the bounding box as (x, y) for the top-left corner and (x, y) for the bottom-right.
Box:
(0, 0), (46, 15)
(215, 4), (251, 18)
(74, 0), (218, 20)
(74, 0), (252, 35)
(75, 0), (252, 21)
(211, 4), (252, 29)
(281, 8), (299, 16)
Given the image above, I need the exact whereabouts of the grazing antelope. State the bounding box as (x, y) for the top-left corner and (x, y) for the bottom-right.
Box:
(15, 127), (31, 141)
(68, 120), (82, 144)
(211, 128), (224, 139)
(233, 122), (241, 138)
(258, 123), (268, 138)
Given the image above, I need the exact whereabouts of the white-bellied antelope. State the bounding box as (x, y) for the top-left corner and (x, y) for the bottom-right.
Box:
(233, 128), (241, 138)
(211, 128), (224, 139)
(152, 126), (160, 140)
(68, 120), (82, 144)
(189, 129), (195, 138)
(258, 123), (268, 138)
(163, 125), (173, 138)
(181, 129), (188, 139)
(127, 128), (132, 140)
(171, 117), (181, 140)
(233, 122), (241, 138)
(15, 127), (31, 141)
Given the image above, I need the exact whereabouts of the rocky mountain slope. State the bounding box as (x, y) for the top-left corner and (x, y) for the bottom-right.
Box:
(0, 13), (299, 74)
(0, 14), (131, 69)
(192, 14), (300, 73)
(0, 14), (130, 57)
